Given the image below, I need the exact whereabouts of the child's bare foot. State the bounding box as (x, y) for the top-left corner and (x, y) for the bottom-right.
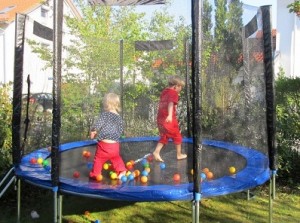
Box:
(153, 152), (164, 162)
(177, 154), (187, 160)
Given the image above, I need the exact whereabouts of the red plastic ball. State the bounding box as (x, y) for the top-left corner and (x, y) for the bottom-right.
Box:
(173, 173), (181, 181)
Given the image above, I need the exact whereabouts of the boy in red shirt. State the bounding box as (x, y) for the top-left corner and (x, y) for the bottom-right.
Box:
(153, 76), (187, 162)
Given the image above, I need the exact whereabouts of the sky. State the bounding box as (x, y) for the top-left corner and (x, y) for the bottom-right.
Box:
(135, 0), (277, 27)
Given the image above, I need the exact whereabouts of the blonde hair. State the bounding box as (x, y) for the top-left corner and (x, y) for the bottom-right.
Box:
(168, 75), (185, 87)
(103, 93), (121, 112)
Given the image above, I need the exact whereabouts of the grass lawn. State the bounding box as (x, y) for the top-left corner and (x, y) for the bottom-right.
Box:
(0, 183), (299, 223)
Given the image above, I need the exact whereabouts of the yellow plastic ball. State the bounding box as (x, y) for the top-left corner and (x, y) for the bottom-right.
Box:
(140, 176), (148, 183)
(110, 172), (117, 180)
(103, 163), (109, 170)
(229, 166), (236, 174)
(37, 158), (43, 164)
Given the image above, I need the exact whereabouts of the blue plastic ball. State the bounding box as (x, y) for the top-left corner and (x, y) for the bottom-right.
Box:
(87, 162), (93, 170)
(128, 174), (134, 181)
(160, 163), (166, 169)
(121, 175), (127, 182)
(200, 172), (206, 179)
(141, 159), (148, 166)
(141, 170), (149, 176)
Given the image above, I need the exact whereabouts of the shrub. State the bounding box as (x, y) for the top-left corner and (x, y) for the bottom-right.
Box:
(275, 70), (300, 187)
(0, 83), (13, 174)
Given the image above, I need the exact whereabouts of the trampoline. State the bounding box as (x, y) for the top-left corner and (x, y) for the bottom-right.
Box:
(15, 137), (269, 201)
(9, 1), (277, 222)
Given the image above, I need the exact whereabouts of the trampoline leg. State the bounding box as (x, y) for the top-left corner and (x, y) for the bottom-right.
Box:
(269, 172), (276, 223)
(192, 200), (200, 223)
(53, 187), (58, 223)
(58, 194), (63, 223)
(192, 193), (201, 223)
(17, 178), (21, 223)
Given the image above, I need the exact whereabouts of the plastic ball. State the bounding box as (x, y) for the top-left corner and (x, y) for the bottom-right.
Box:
(173, 173), (181, 181)
(30, 158), (37, 164)
(82, 150), (88, 157)
(147, 154), (154, 162)
(129, 160), (135, 165)
(42, 160), (49, 166)
(87, 162), (93, 170)
(126, 171), (132, 176)
(200, 172), (206, 180)
(143, 162), (150, 168)
(96, 174), (103, 182)
(206, 171), (214, 179)
(229, 166), (236, 174)
(160, 163), (166, 169)
(37, 157), (43, 165)
(141, 170), (149, 176)
(110, 172), (117, 180)
(144, 167), (151, 173)
(73, 171), (80, 178)
(103, 163), (110, 170)
(84, 151), (91, 158)
(121, 175), (128, 183)
(84, 211), (90, 216)
(190, 169), (194, 175)
(134, 170), (140, 177)
(126, 162), (133, 170)
(202, 167), (210, 173)
(141, 159), (148, 166)
(128, 174), (135, 181)
(140, 176), (148, 183)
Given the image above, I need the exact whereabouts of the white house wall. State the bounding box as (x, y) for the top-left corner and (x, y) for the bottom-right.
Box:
(276, 0), (300, 78)
(0, 24), (15, 84)
(0, 0), (81, 94)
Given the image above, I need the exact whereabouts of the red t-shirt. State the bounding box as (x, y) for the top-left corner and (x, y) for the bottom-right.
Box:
(157, 88), (179, 123)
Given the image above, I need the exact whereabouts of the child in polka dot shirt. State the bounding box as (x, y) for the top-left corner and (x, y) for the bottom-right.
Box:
(89, 93), (127, 180)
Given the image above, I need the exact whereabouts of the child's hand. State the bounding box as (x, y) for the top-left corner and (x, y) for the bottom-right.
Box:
(90, 131), (97, 139)
(165, 115), (172, 123)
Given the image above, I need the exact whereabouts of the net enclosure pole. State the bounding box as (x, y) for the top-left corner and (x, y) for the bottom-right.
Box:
(261, 5), (277, 223)
(12, 13), (27, 223)
(191, 0), (203, 223)
(52, 0), (64, 222)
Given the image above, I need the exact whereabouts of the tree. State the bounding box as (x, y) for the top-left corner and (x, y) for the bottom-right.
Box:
(26, 1), (192, 140)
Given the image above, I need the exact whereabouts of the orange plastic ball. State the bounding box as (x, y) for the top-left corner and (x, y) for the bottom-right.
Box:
(126, 162), (133, 169)
(96, 174), (103, 181)
(84, 151), (91, 158)
(202, 168), (210, 173)
(134, 170), (140, 177)
(206, 171), (214, 179)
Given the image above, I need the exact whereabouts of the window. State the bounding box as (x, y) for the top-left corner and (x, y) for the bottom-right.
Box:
(41, 8), (48, 18)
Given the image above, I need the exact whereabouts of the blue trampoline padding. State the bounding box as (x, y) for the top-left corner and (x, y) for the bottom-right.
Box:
(15, 137), (270, 201)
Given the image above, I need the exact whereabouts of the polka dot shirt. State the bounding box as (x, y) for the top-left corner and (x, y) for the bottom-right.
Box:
(93, 111), (124, 142)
